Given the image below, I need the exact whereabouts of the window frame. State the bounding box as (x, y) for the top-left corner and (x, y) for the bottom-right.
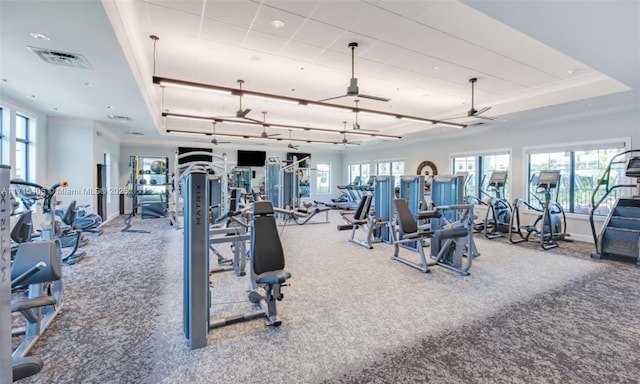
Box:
(450, 149), (511, 200)
(15, 113), (31, 181)
(523, 138), (631, 217)
(315, 162), (331, 194)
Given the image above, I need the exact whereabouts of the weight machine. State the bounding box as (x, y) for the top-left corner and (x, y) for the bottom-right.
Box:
(183, 171), (291, 350)
(169, 150), (228, 229)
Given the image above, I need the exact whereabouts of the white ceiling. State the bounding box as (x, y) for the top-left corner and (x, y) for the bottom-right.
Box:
(1, 0), (637, 151)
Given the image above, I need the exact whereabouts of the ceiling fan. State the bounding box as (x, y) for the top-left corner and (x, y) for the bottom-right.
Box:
(211, 122), (231, 145)
(446, 78), (497, 121)
(259, 112), (280, 138)
(340, 128), (362, 147)
(352, 100), (379, 132)
(287, 130), (300, 150)
(216, 79), (260, 122)
(318, 42), (390, 103)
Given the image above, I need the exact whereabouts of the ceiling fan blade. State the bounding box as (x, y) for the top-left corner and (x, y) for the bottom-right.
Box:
(475, 115), (497, 120)
(237, 108), (252, 118)
(317, 94), (348, 103)
(475, 106), (492, 116)
(358, 94), (390, 103)
(268, 133), (281, 137)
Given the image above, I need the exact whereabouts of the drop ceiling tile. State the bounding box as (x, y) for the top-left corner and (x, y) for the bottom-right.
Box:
(251, 5), (308, 39)
(281, 40), (324, 62)
(199, 18), (248, 46)
(358, 42), (407, 64)
(262, 1), (321, 18)
(244, 30), (289, 53)
(373, 0), (438, 18)
(314, 48), (351, 69)
(292, 19), (345, 49)
(351, 7), (439, 48)
(412, 1), (478, 32)
(147, 4), (202, 37)
(310, 1), (375, 29)
(328, 33), (380, 57)
(147, 0), (204, 16)
(203, 0), (262, 28)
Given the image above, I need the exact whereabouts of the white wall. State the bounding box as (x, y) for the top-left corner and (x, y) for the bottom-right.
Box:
(46, 117), (95, 208)
(343, 104), (640, 242)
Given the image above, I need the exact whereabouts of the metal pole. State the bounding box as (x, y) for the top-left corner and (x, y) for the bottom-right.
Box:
(183, 170), (209, 349)
(0, 165), (11, 383)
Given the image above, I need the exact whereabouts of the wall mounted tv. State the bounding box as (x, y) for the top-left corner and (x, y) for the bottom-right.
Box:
(287, 152), (311, 168)
(237, 150), (266, 167)
(178, 147), (212, 165)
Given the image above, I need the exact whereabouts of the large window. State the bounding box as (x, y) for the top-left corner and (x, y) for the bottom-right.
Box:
(15, 114), (30, 181)
(348, 163), (370, 185)
(527, 144), (626, 215)
(376, 160), (404, 186)
(453, 153), (509, 199)
(316, 163), (331, 194)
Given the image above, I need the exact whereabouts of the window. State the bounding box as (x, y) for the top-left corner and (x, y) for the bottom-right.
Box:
(15, 114), (30, 181)
(527, 144), (626, 215)
(316, 163), (331, 194)
(376, 160), (404, 186)
(348, 163), (370, 184)
(452, 153), (509, 199)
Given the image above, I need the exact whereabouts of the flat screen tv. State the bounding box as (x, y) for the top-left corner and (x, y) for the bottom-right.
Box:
(287, 152), (311, 168)
(237, 150), (266, 167)
(178, 147), (212, 165)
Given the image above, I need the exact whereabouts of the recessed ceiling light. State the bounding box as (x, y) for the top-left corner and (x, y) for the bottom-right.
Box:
(30, 95), (36, 98)
(433, 66), (439, 70)
(270, 19), (285, 28)
(83, 82), (93, 87)
(566, 68), (579, 74)
(1, 79), (8, 83)
(30, 32), (50, 40)
(53, 107), (58, 111)
(106, 106), (113, 109)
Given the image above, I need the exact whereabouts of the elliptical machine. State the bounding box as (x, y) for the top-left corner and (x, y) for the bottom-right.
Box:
(483, 171), (512, 239)
(509, 170), (570, 250)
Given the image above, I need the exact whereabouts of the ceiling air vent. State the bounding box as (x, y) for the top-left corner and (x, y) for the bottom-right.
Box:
(27, 46), (93, 69)
(108, 115), (131, 122)
(126, 130), (144, 136)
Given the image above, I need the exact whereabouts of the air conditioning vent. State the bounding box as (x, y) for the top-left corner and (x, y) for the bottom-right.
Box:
(108, 115), (131, 122)
(27, 46), (93, 69)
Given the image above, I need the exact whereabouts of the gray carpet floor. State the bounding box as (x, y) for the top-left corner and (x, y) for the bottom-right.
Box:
(13, 211), (639, 383)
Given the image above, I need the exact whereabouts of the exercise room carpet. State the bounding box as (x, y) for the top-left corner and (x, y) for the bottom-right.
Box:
(16, 212), (639, 384)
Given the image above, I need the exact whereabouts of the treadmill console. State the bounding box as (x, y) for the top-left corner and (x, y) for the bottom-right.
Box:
(625, 157), (640, 178)
(488, 171), (508, 187)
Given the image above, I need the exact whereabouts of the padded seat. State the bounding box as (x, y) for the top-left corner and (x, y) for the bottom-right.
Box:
(255, 270), (292, 285)
(434, 227), (468, 240)
(12, 296), (57, 313)
(12, 356), (44, 381)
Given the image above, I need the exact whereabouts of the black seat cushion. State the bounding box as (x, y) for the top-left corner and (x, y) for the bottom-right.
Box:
(255, 270), (292, 285)
(13, 356), (44, 381)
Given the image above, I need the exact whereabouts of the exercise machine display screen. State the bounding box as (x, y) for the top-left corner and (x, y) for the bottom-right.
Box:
(537, 171), (560, 188)
(488, 171), (507, 186)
